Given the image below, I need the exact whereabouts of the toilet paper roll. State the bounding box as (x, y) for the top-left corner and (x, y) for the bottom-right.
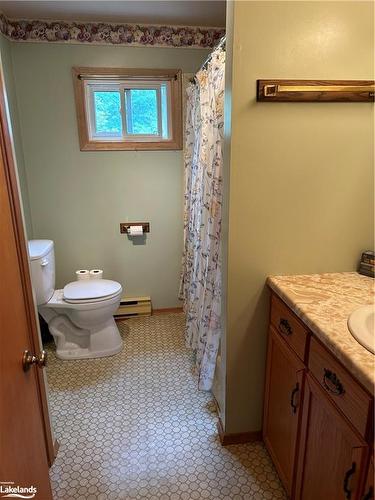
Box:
(90, 269), (103, 279)
(129, 225), (143, 236)
(76, 270), (90, 280)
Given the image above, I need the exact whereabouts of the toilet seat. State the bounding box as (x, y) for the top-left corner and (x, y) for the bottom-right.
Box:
(45, 288), (122, 311)
(63, 279), (122, 304)
(64, 291), (122, 304)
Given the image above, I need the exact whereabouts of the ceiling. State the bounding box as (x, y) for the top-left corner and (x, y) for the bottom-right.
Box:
(0, 1), (226, 27)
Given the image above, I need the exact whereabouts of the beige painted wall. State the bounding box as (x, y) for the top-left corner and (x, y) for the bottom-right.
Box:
(224, 0), (374, 433)
(0, 35), (33, 237)
(10, 42), (208, 308)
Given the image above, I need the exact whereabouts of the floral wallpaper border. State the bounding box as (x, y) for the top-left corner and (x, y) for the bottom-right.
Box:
(0, 13), (225, 48)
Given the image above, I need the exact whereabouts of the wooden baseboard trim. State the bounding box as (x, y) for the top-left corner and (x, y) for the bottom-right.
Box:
(217, 417), (262, 446)
(152, 307), (183, 315)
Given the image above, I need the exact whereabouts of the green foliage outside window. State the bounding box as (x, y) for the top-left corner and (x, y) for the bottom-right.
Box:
(94, 91), (122, 135)
(127, 89), (158, 135)
(94, 89), (159, 136)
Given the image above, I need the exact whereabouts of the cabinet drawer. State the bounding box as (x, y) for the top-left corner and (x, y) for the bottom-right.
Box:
(270, 294), (309, 361)
(309, 337), (372, 437)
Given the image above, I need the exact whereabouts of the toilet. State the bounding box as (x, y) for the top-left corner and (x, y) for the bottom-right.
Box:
(28, 239), (123, 360)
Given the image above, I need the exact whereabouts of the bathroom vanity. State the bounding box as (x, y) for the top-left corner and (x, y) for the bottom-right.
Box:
(264, 272), (374, 500)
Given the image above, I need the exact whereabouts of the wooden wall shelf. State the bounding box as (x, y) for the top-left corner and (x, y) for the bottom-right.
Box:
(257, 80), (375, 102)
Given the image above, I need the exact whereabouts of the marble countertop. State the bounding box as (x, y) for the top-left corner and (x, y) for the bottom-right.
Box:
(267, 272), (374, 394)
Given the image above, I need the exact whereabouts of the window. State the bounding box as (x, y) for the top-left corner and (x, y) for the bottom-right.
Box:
(72, 68), (182, 151)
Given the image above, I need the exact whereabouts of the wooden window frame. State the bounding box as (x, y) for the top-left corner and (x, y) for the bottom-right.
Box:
(72, 67), (183, 151)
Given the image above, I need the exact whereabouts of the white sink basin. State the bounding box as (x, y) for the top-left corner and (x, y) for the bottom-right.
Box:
(348, 305), (374, 354)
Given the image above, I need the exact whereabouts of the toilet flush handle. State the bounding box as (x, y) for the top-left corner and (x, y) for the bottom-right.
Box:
(40, 258), (49, 267)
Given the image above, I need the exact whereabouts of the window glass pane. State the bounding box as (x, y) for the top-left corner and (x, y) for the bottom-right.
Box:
(126, 89), (159, 135)
(161, 84), (169, 139)
(93, 91), (122, 136)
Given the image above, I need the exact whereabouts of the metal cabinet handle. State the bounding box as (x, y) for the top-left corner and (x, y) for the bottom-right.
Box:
(363, 487), (374, 500)
(343, 462), (356, 499)
(323, 368), (345, 395)
(22, 350), (47, 371)
(290, 382), (299, 414)
(279, 318), (292, 336)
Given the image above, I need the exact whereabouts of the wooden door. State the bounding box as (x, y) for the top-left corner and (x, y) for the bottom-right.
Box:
(295, 374), (368, 500)
(263, 326), (305, 497)
(0, 68), (53, 497)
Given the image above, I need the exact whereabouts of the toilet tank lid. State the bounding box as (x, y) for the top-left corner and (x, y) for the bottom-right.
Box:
(28, 240), (54, 261)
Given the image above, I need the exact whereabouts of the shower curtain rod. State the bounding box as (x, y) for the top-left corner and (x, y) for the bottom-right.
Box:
(190, 35), (226, 83)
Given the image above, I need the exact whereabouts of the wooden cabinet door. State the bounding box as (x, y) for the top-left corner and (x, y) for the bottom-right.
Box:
(361, 456), (374, 500)
(295, 374), (368, 500)
(263, 326), (305, 497)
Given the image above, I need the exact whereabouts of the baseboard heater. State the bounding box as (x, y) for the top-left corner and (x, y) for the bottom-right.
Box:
(114, 296), (152, 319)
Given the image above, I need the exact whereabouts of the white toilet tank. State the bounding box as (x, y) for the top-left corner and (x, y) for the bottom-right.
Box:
(28, 240), (55, 305)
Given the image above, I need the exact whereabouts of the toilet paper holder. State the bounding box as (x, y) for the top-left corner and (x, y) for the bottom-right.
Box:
(120, 222), (150, 234)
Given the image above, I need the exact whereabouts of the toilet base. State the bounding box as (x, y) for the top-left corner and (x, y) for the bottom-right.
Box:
(48, 315), (123, 360)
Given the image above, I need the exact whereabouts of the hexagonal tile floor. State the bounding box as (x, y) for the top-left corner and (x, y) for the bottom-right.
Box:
(47, 313), (286, 499)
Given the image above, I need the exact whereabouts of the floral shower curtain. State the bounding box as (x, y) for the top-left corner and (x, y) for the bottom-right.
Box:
(179, 44), (225, 391)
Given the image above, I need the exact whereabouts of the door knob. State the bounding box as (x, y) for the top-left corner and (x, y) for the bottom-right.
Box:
(22, 350), (47, 371)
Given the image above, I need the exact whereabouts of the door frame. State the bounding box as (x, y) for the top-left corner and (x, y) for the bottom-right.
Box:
(0, 62), (56, 466)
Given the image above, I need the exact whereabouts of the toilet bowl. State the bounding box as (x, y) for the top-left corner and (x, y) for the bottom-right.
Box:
(28, 239), (123, 360)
